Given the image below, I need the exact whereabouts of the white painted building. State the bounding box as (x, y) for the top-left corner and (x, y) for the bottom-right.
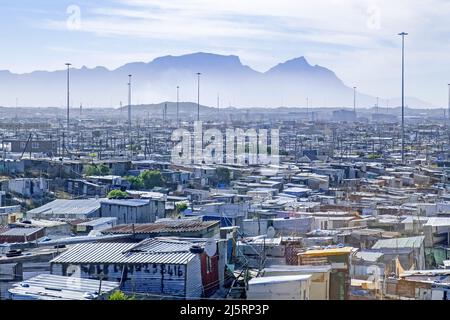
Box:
(247, 275), (312, 300)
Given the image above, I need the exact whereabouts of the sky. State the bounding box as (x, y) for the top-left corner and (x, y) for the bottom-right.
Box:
(0, 0), (449, 107)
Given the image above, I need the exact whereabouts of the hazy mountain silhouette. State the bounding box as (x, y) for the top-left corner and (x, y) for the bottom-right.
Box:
(0, 52), (432, 108)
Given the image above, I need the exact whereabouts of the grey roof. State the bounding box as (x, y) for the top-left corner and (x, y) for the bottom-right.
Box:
(263, 265), (332, 274)
(424, 217), (450, 227)
(51, 239), (197, 265)
(8, 274), (118, 300)
(354, 251), (384, 262)
(372, 236), (425, 250)
(250, 275), (312, 285)
(100, 199), (150, 207)
(77, 217), (118, 226)
(0, 227), (43, 236)
(27, 199), (102, 216)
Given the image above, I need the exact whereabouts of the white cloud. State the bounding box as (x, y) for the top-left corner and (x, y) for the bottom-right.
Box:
(23, 0), (450, 106)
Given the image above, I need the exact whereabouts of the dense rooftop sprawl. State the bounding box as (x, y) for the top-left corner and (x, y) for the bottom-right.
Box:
(0, 106), (449, 300)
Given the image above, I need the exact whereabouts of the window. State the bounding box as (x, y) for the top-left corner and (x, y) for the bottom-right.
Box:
(32, 142), (39, 149)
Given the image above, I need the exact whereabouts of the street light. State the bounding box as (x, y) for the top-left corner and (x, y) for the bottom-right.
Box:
(447, 83), (450, 145)
(398, 32), (408, 164)
(65, 63), (72, 131)
(128, 74), (132, 160)
(197, 72), (201, 121)
(128, 74), (132, 129)
(177, 86), (180, 127)
(448, 84), (450, 127)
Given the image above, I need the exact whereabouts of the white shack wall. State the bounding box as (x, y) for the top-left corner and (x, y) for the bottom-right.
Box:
(185, 255), (202, 299)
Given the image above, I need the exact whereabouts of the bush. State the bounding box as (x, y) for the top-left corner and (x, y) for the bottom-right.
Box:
(140, 170), (164, 189)
(126, 170), (164, 190)
(108, 290), (135, 300)
(216, 167), (231, 185)
(85, 164), (110, 176)
(107, 190), (129, 199)
(176, 202), (188, 213)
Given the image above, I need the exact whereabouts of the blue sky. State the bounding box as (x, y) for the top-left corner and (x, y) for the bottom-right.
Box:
(1, 0), (450, 107)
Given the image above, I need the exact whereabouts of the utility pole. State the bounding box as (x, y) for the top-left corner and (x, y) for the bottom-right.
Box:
(197, 72), (201, 121)
(399, 32), (408, 165)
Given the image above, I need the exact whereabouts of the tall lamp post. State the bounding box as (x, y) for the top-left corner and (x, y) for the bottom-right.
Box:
(128, 74), (132, 159)
(399, 32), (408, 164)
(177, 86), (180, 127)
(197, 73), (201, 121)
(65, 63), (71, 131)
(448, 84), (450, 145)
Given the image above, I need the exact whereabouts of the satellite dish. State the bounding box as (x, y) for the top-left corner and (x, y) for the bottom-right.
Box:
(205, 239), (217, 257)
(267, 226), (276, 239)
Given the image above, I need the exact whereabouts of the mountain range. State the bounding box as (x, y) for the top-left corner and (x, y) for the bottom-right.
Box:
(0, 52), (432, 109)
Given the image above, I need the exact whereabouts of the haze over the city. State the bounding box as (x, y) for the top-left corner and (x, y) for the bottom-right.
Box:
(0, 0), (449, 107)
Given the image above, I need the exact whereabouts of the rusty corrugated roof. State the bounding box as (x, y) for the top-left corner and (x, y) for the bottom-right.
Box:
(103, 219), (219, 235)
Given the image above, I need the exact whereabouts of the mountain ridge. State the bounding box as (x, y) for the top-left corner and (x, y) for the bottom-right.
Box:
(0, 52), (433, 108)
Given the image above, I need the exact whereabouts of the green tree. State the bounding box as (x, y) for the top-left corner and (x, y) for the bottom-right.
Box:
(125, 176), (145, 190)
(85, 164), (110, 176)
(107, 190), (129, 199)
(216, 167), (231, 185)
(140, 170), (164, 189)
(85, 165), (99, 176)
(98, 164), (111, 175)
(176, 202), (188, 213)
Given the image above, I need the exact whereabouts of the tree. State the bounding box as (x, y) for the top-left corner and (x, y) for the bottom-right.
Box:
(107, 190), (129, 199)
(99, 164), (111, 176)
(216, 167), (231, 185)
(140, 170), (164, 189)
(85, 164), (110, 176)
(125, 176), (144, 190)
(125, 170), (164, 190)
(176, 202), (188, 213)
(85, 165), (99, 176)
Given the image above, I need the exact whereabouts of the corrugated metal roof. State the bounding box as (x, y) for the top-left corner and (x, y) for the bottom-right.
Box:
(100, 199), (150, 207)
(0, 227), (43, 236)
(371, 236), (425, 250)
(424, 217), (450, 227)
(51, 239), (197, 265)
(104, 220), (219, 235)
(8, 274), (119, 300)
(27, 199), (102, 216)
(249, 275), (312, 285)
(354, 251), (384, 262)
(77, 217), (118, 226)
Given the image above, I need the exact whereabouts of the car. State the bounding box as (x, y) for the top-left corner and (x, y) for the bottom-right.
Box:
(6, 249), (22, 258)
